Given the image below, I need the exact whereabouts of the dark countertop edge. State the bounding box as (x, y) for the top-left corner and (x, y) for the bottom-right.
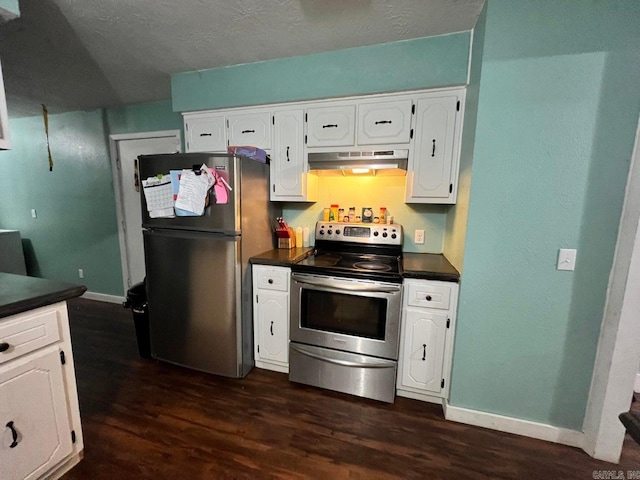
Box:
(250, 249), (460, 282)
(250, 247), (315, 267)
(402, 271), (460, 283)
(0, 274), (87, 319)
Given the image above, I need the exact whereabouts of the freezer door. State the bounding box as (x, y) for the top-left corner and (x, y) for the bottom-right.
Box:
(144, 228), (246, 377)
(138, 153), (240, 233)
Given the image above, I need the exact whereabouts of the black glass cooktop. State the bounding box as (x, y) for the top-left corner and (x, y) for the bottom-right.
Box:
(293, 251), (402, 282)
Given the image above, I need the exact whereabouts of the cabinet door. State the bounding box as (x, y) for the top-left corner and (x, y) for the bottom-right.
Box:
(227, 112), (271, 150)
(272, 109), (306, 200)
(400, 308), (448, 395)
(357, 99), (413, 145)
(406, 94), (460, 203)
(0, 346), (73, 480)
(184, 114), (227, 152)
(306, 105), (355, 147)
(256, 290), (289, 364)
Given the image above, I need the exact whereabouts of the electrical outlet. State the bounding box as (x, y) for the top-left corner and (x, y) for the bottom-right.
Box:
(557, 249), (577, 271)
(415, 229), (425, 244)
(78, 269), (84, 279)
(31, 209), (37, 218)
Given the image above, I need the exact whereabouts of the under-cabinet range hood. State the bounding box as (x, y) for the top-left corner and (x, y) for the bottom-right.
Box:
(307, 149), (408, 176)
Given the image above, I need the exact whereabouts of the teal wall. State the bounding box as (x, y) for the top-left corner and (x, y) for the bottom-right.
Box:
(0, 0), (19, 16)
(172, 33), (470, 112)
(450, 0), (640, 430)
(0, 100), (181, 295)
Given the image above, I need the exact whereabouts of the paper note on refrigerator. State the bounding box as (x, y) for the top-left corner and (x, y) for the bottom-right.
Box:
(174, 165), (215, 215)
(170, 170), (200, 216)
(142, 175), (175, 218)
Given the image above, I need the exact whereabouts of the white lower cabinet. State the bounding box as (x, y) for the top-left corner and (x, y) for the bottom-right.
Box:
(252, 265), (290, 373)
(397, 279), (459, 404)
(0, 302), (83, 480)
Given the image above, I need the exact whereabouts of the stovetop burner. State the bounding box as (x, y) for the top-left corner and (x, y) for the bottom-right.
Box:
(353, 261), (393, 272)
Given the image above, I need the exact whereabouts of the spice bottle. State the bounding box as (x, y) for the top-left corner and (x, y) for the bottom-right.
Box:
(348, 207), (356, 222)
(379, 207), (386, 224)
(330, 204), (339, 222)
(338, 208), (345, 222)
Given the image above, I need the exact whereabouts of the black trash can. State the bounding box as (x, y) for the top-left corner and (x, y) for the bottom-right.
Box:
(123, 280), (151, 359)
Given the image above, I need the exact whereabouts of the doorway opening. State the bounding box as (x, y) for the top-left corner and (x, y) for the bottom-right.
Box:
(109, 131), (181, 295)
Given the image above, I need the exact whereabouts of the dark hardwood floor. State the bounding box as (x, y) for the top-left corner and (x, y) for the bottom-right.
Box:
(61, 298), (640, 479)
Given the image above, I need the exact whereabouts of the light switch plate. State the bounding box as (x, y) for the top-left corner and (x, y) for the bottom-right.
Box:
(557, 249), (577, 271)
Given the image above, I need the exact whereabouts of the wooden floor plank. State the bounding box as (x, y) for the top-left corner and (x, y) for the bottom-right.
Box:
(61, 298), (640, 479)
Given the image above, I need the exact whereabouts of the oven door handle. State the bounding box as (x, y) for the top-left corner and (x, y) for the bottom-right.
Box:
(290, 344), (395, 369)
(291, 275), (401, 293)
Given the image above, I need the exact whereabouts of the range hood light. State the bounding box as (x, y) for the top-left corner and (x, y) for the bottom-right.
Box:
(351, 168), (370, 174)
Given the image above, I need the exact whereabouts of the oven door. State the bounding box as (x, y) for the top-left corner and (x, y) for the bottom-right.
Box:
(290, 273), (402, 360)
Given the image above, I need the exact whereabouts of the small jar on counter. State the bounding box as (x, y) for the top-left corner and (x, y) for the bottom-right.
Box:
(338, 208), (345, 222)
(348, 207), (356, 223)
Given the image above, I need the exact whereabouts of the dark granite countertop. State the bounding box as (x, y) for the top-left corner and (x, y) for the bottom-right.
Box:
(250, 248), (459, 282)
(0, 273), (87, 319)
(402, 253), (460, 282)
(250, 247), (315, 267)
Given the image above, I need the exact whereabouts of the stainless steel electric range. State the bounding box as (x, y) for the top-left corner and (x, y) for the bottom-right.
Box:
(289, 221), (403, 403)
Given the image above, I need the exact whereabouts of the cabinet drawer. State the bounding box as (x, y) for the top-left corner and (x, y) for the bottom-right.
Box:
(357, 99), (413, 145)
(405, 282), (451, 310)
(306, 105), (355, 147)
(184, 115), (227, 152)
(227, 112), (271, 150)
(254, 266), (289, 292)
(0, 306), (61, 364)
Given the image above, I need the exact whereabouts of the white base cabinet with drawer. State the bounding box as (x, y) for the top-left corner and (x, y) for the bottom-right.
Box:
(0, 302), (83, 480)
(397, 279), (459, 405)
(252, 265), (290, 373)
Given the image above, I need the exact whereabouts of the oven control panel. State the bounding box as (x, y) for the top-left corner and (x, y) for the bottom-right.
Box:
(315, 221), (403, 245)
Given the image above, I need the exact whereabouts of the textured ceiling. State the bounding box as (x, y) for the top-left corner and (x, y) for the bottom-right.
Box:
(0, 0), (484, 117)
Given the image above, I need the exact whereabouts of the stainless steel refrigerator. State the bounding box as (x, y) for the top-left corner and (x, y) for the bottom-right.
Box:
(138, 153), (280, 378)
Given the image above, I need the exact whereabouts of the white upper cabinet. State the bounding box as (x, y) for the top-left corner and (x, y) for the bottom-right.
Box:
(0, 58), (11, 150)
(271, 108), (317, 202)
(182, 86), (465, 204)
(405, 90), (464, 204)
(357, 99), (413, 145)
(227, 111), (271, 150)
(184, 113), (227, 153)
(306, 105), (355, 147)
(184, 109), (273, 153)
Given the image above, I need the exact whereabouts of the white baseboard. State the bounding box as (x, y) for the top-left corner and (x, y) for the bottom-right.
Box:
(635, 373), (640, 393)
(444, 403), (584, 449)
(82, 291), (125, 304)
